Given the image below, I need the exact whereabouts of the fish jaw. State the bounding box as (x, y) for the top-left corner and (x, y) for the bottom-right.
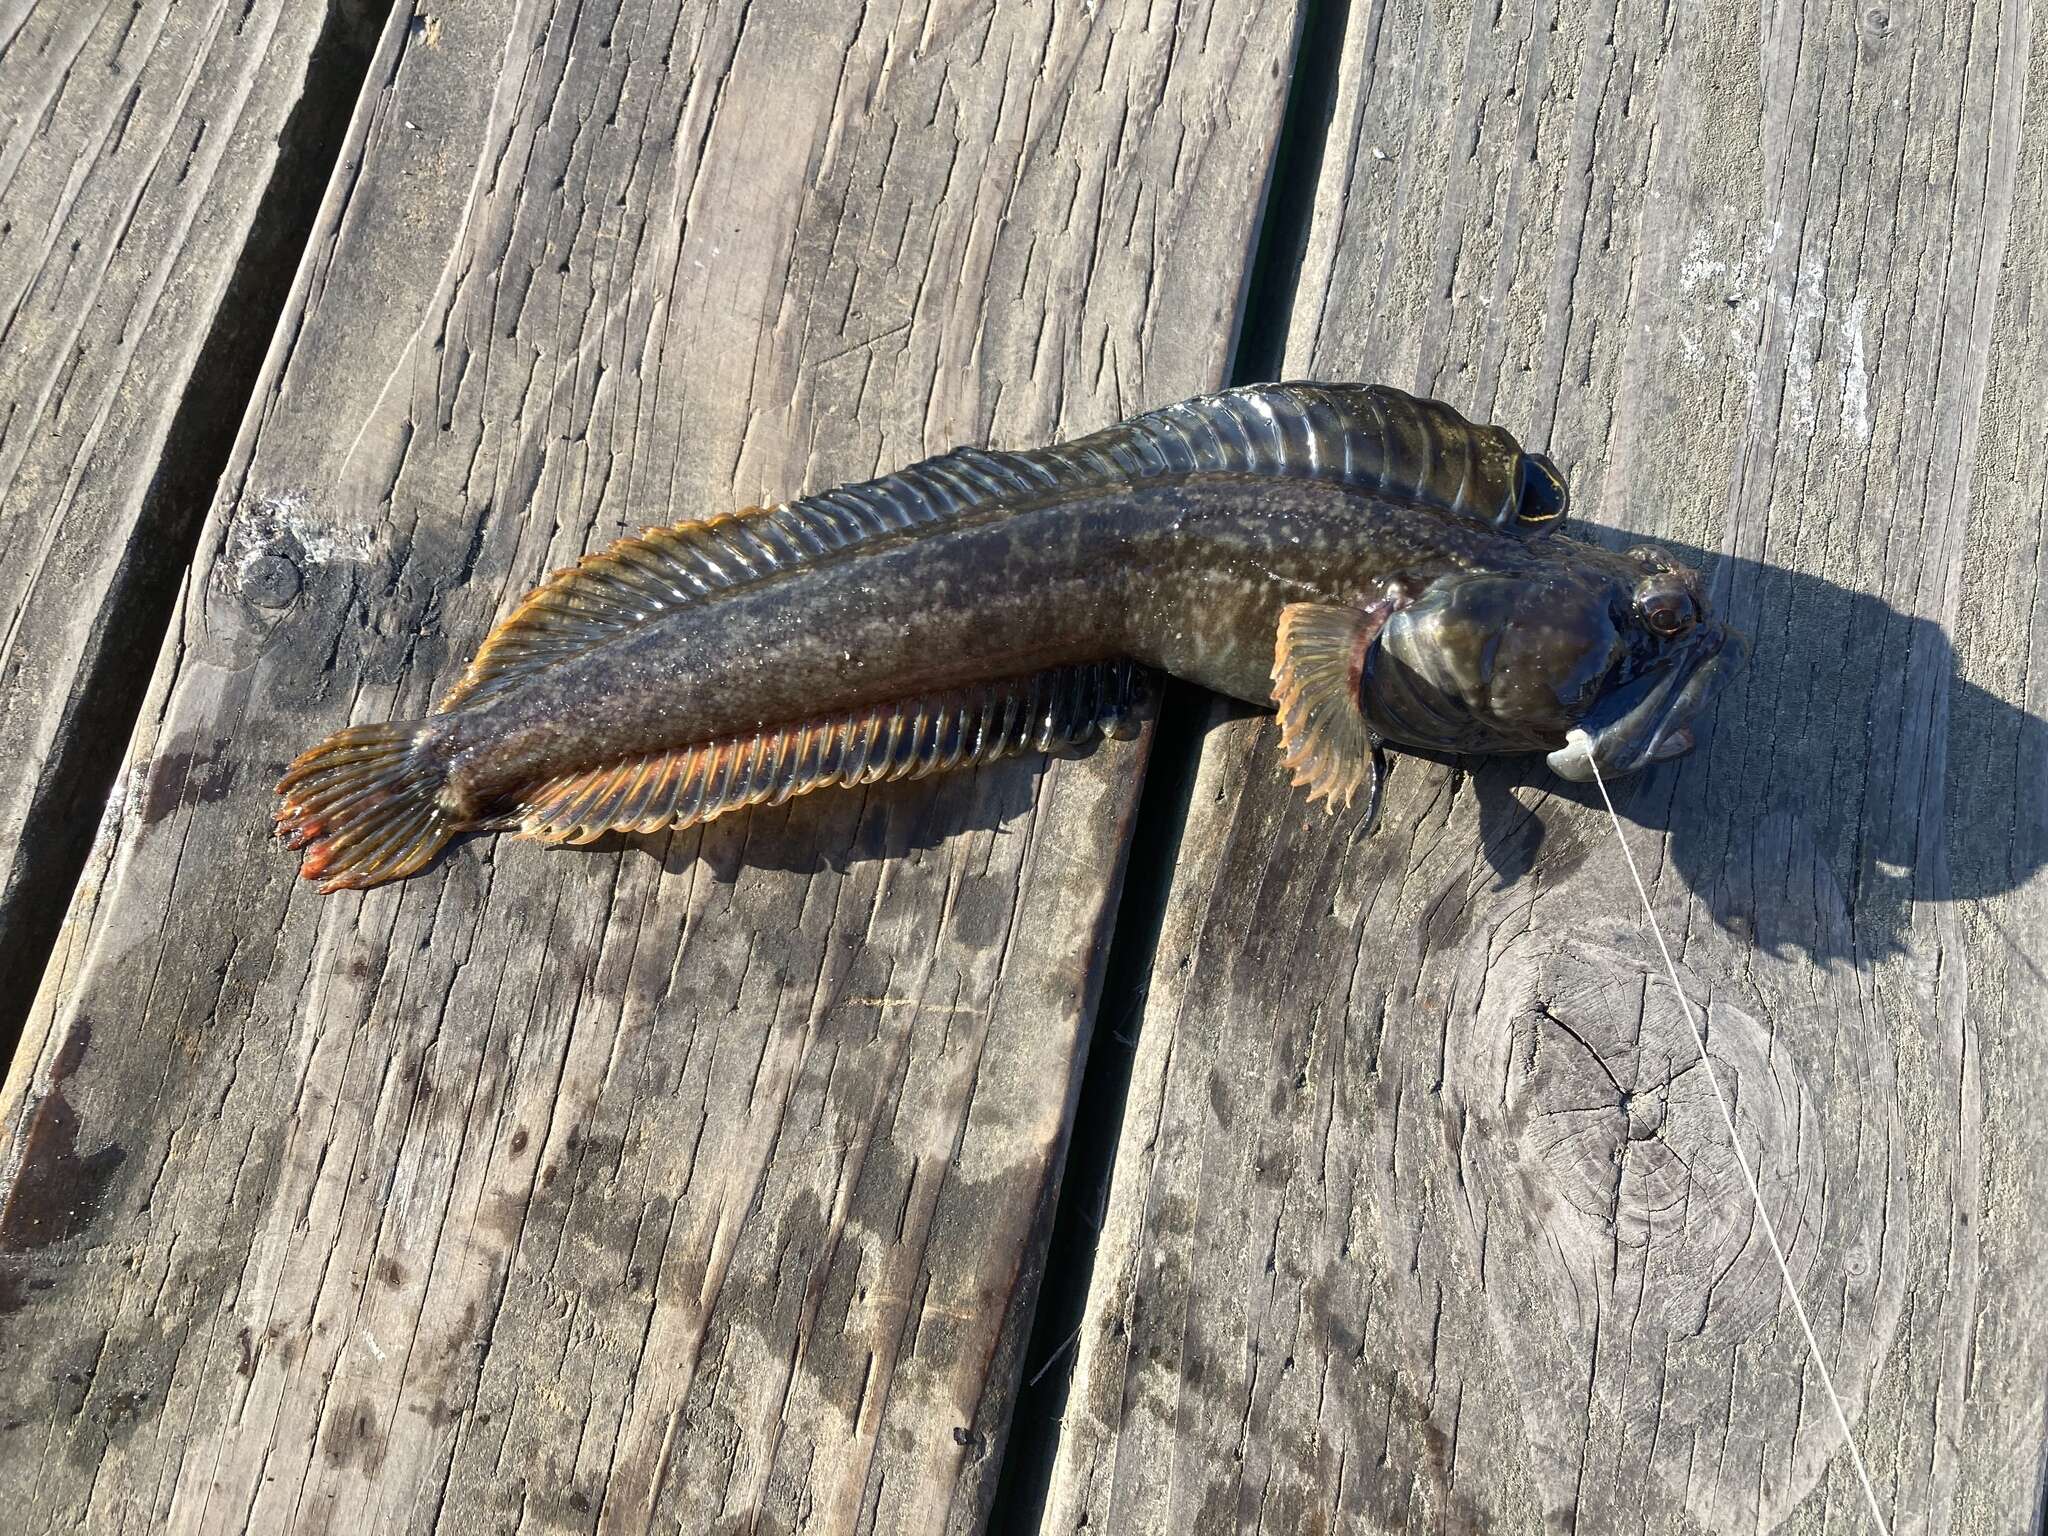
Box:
(1546, 623), (1747, 782)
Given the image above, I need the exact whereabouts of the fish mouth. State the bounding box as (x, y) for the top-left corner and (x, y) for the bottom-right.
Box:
(1546, 624), (1748, 782)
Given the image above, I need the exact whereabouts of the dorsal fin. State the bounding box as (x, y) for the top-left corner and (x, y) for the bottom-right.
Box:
(509, 662), (1145, 843)
(1137, 382), (1567, 533)
(436, 508), (784, 711)
(436, 384), (1562, 713)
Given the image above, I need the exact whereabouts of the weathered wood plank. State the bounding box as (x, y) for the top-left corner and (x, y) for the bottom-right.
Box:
(0, 0), (385, 1047)
(0, 2), (1299, 1531)
(1046, 0), (2044, 1531)
(1943, 32), (2048, 1525)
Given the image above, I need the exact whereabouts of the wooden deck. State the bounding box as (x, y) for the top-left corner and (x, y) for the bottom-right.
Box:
(0, 2), (2042, 1532)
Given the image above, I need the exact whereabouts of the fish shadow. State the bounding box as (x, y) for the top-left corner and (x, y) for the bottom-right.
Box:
(1462, 522), (2046, 965)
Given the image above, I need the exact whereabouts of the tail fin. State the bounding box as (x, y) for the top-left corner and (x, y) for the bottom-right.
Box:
(273, 722), (459, 892)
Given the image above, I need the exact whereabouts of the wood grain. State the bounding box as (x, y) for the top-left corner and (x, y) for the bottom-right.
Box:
(0, 0), (384, 1044)
(0, 2), (1297, 1532)
(1944, 23), (2048, 1524)
(1046, 0), (2044, 1530)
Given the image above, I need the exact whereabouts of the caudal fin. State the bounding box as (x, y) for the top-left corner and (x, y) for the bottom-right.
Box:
(273, 722), (459, 892)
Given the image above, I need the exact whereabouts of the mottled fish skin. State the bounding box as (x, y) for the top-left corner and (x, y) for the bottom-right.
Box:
(431, 474), (1524, 811)
(274, 382), (1745, 891)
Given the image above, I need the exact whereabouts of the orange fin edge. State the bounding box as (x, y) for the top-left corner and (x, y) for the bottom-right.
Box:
(433, 509), (772, 713)
(1270, 600), (1396, 814)
(507, 663), (1146, 846)
(274, 720), (461, 892)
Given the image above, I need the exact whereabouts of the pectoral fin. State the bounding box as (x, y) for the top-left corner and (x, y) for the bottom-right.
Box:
(1271, 599), (1399, 821)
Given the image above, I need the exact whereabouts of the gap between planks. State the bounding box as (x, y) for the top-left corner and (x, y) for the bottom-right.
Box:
(987, 3), (1351, 1523)
(0, 0), (401, 1072)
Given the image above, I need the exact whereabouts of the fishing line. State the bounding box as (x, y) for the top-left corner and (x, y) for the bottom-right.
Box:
(1566, 729), (1890, 1535)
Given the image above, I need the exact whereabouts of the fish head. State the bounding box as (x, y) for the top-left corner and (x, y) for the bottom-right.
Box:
(1362, 543), (1748, 779)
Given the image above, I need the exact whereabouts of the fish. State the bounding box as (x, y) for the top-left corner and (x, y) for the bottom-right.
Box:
(275, 382), (1748, 892)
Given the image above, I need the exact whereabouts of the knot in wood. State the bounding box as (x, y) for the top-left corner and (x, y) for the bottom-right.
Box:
(240, 553), (302, 609)
(1496, 940), (1823, 1342)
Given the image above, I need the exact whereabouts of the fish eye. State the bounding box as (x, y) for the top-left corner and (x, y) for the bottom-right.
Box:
(1636, 583), (1695, 638)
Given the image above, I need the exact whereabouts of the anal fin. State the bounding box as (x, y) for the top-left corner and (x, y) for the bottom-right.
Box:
(512, 661), (1146, 844)
(1271, 599), (1400, 820)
